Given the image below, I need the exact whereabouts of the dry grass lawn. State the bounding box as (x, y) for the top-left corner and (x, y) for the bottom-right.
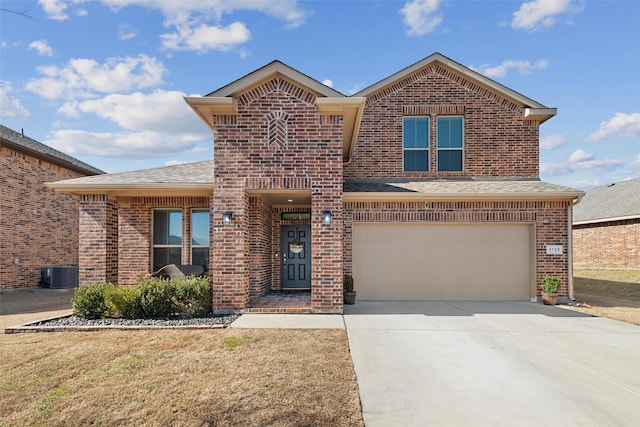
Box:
(569, 269), (640, 326)
(0, 328), (363, 426)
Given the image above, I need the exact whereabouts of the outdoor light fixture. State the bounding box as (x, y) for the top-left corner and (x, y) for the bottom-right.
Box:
(323, 210), (332, 226)
(222, 211), (233, 226)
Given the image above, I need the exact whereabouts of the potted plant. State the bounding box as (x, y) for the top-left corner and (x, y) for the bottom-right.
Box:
(540, 275), (561, 305)
(343, 274), (356, 305)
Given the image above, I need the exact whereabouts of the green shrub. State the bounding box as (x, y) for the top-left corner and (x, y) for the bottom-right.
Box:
(72, 283), (114, 319)
(174, 276), (211, 317)
(137, 278), (178, 317)
(541, 275), (561, 293)
(343, 275), (354, 293)
(105, 285), (141, 319)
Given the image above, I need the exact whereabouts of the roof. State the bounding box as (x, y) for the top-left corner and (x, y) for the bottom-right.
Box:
(47, 160), (214, 196)
(344, 179), (583, 201)
(573, 178), (640, 224)
(0, 124), (104, 175)
(354, 52), (556, 124)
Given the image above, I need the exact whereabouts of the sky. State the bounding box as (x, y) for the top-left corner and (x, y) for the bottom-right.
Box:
(1, 0), (639, 190)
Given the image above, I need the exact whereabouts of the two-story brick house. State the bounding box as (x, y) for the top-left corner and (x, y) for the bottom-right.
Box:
(49, 53), (583, 313)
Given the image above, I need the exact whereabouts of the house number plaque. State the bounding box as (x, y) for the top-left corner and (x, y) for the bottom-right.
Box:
(545, 245), (563, 255)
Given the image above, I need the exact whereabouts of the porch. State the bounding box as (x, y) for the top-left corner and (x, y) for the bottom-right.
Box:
(246, 290), (312, 313)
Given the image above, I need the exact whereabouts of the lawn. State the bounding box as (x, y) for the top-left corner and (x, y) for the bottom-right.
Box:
(569, 269), (640, 326)
(0, 328), (363, 426)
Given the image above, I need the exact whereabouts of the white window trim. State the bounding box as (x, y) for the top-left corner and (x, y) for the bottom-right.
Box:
(190, 208), (210, 265)
(151, 208), (183, 271)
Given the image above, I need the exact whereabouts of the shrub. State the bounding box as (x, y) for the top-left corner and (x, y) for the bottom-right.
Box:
(174, 276), (211, 317)
(541, 275), (561, 293)
(137, 277), (178, 317)
(343, 275), (354, 293)
(105, 285), (141, 319)
(72, 283), (114, 319)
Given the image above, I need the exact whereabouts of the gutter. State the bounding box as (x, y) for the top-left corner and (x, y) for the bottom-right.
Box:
(344, 191), (585, 202)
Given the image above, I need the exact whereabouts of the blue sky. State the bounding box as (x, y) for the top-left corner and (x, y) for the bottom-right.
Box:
(1, 0), (638, 190)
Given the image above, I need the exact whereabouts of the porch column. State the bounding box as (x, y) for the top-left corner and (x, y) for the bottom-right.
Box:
(78, 194), (118, 285)
(211, 184), (250, 311)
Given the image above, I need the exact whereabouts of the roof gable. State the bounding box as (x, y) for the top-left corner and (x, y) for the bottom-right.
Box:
(353, 52), (556, 123)
(0, 124), (103, 175)
(206, 60), (345, 99)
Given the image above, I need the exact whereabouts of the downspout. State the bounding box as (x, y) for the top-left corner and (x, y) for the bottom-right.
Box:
(567, 194), (584, 302)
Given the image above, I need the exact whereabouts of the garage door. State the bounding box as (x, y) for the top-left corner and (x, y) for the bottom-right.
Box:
(352, 223), (533, 300)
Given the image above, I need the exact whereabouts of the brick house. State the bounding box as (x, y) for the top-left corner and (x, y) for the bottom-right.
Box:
(573, 178), (640, 269)
(1, 124), (103, 289)
(49, 53), (583, 312)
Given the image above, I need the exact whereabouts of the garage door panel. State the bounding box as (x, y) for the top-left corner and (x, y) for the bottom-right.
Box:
(353, 223), (531, 300)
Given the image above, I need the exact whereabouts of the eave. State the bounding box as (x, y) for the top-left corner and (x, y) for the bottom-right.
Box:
(45, 182), (214, 197)
(344, 191), (584, 203)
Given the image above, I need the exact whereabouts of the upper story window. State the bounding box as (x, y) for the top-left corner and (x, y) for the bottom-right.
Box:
(403, 116), (429, 172)
(152, 209), (182, 272)
(191, 209), (210, 269)
(437, 116), (464, 172)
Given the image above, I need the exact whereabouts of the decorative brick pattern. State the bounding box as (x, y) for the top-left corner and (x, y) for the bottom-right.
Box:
(211, 77), (344, 313)
(0, 146), (88, 289)
(573, 219), (640, 269)
(344, 200), (573, 297)
(346, 65), (539, 179)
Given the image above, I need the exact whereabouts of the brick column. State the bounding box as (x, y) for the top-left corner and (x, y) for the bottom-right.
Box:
(210, 181), (249, 311)
(78, 195), (118, 285)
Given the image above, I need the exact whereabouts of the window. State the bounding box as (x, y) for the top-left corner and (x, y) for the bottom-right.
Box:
(152, 210), (182, 272)
(437, 116), (464, 172)
(403, 117), (429, 172)
(191, 210), (210, 268)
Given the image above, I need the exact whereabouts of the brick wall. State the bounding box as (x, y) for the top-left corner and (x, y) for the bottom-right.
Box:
(118, 196), (210, 285)
(0, 146), (87, 289)
(210, 77), (344, 312)
(573, 219), (640, 269)
(344, 200), (572, 297)
(345, 63), (539, 179)
(78, 195), (118, 285)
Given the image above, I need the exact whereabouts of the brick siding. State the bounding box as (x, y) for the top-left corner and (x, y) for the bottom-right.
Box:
(573, 219), (640, 269)
(0, 146), (88, 289)
(211, 77), (344, 312)
(346, 63), (539, 179)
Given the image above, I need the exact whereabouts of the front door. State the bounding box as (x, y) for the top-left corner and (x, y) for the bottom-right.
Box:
(280, 225), (311, 289)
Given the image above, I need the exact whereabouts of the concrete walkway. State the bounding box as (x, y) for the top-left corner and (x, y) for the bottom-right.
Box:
(344, 301), (640, 427)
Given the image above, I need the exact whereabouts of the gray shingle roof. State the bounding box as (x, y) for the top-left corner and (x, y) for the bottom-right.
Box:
(0, 124), (103, 175)
(48, 160), (214, 190)
(344, 178), (583, 199)
(573, 178), (640, 223)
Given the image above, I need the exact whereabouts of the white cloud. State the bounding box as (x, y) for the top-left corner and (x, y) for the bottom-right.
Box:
(511, 0), (574, 31)
(321, 79), (334, 88)
(118, 24), (137, 40)
(400, 0), (443, 36)
(540, 134), (566, 150)
(160, 21), (250, 53)
(471, 59), (549, 78)
(572, 159), (622, 171)
(50, 89), (211, 158)
(38, 0), (86, 21)
(588, 112), (640, 142)
(165, 160), (190, 166)
(630, 154), (640, 170)
(25, 54), (165, 99)
(0, 82), (31, 119)
(28, 39), (54, 56)
(44, 129), (207, 158)
(568, 148), (593, 163)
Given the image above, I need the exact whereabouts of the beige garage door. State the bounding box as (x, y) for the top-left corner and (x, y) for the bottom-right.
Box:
(352, 223), (533, 300)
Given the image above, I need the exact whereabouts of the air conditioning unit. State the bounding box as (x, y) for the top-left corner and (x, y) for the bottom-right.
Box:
(40, 265), (78, 288)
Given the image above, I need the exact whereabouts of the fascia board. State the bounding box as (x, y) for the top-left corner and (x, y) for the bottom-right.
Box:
(344, 191), (585, 202)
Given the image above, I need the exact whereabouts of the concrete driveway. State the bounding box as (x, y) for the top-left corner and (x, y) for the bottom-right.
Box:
(344, 301), (640, 427)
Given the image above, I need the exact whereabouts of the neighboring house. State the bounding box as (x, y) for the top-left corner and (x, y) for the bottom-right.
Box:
(573, 179), (640, 269)
(49, 53), (583, 313)
(0, 124), (103, 290)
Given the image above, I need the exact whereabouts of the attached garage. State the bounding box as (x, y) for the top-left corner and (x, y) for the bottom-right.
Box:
(352, 223), (534, 301)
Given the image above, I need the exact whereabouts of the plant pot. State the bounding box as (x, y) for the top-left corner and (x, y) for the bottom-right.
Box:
(541, 291), (558, 305)
(344, 291), (356, 305)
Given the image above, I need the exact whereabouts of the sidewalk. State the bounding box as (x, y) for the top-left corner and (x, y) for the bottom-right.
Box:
(0, 287), (74, 329)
